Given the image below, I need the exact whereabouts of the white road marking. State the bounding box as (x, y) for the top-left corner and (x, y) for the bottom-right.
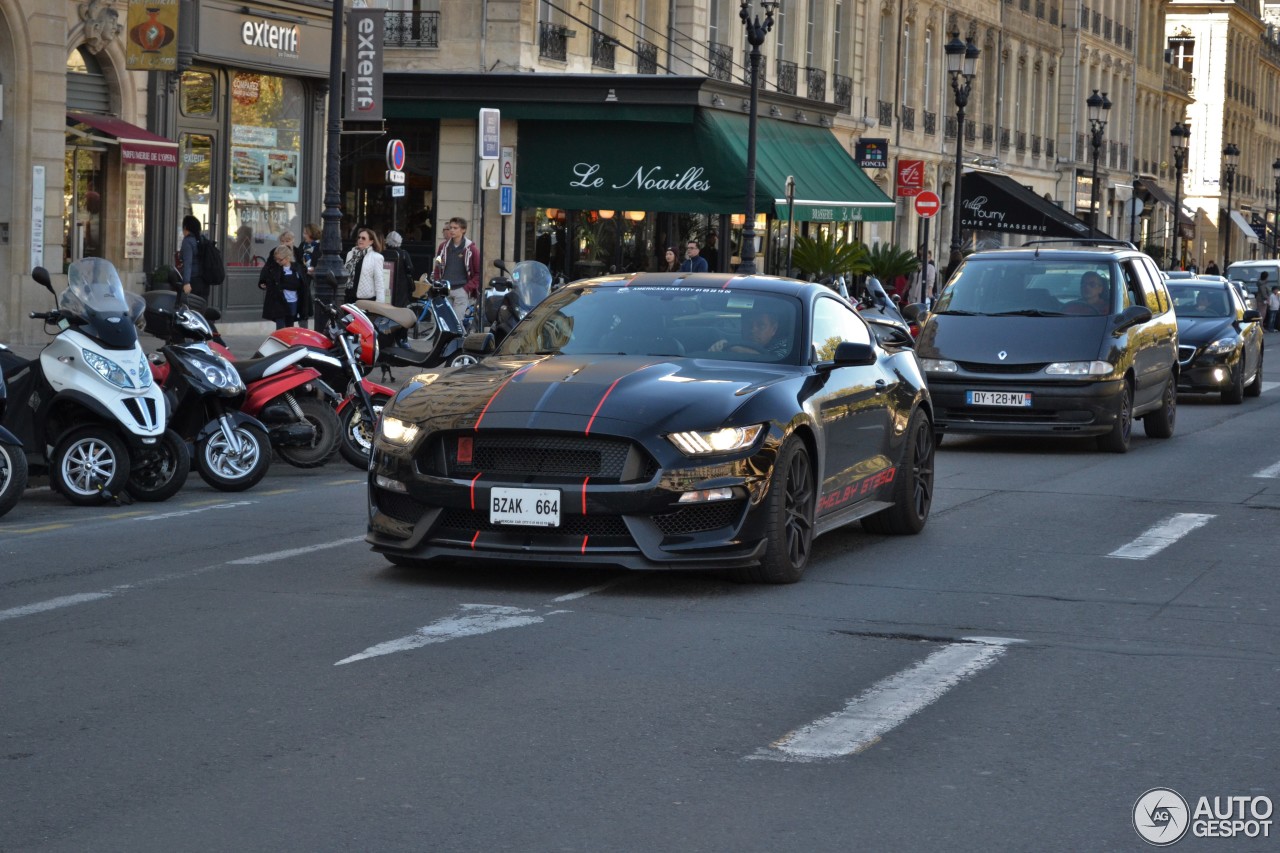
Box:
(335, 604), (551, 665)
(130, 501), (254, 521)
(0, 592), (113, 623)
(1261, 381), (1280, 394)
(228, 536), (366, 564)
(1108, 513), (1214, 560)
(753, 637), (1021, 762)
(552, 578), (628, 602)
(1253, 459), (1280, 479)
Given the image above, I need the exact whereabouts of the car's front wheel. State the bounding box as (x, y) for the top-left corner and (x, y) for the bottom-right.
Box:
(1144, 375), (1177, 437)
(732, 437), (814, 584)
(1221, 362), (1245, 405)
(1245, 345), (1264, 398)
(863, 410), (935, 535)
(1097, 379), (1133, 453)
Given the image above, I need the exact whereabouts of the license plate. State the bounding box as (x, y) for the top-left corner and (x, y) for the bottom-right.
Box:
(966, 390), (1033, 407)
(490, 487), (560, 527)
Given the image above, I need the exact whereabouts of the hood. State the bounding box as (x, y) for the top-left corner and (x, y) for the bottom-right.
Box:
(916, 314), (1110, 363)
(391, 354), (794, 434)
(1176, 316), (1236, 346)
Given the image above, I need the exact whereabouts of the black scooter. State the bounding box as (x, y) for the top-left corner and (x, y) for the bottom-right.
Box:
(360, 290), (493, 382)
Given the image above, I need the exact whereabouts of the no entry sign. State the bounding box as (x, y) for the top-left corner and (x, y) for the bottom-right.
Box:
(914, 190), (940, 218)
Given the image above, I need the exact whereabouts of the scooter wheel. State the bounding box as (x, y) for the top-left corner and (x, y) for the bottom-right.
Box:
(275, 396), (341, 468)
(196, 422), (271, 491)
(0, 440), (29, 518)
(51, 425), (131, 506)
(126, 428), (191, 502)
(338, 394), (390, 470)
(447, 352), (481, 367)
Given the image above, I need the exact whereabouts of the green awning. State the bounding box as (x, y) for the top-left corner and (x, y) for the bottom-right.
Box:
(700, 111), (896, 222)
(516, 109), (895, 219)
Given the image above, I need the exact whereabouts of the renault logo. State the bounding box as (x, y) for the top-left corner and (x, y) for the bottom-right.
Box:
(998, 350), (1008, 360)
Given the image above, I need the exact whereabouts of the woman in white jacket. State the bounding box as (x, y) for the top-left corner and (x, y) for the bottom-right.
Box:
(343, 227), (386, 303)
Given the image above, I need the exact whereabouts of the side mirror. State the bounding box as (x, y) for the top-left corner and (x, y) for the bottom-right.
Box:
(493, 259), (509, 273)
(1113, 304), (1153, 333)
(1242, 309), (1262, 323)
(31, 266), (54, 295)
(901, 302), (927, 322)
(829, 341), (877, 367)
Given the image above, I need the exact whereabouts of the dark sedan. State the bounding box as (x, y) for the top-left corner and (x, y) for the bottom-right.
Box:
(366, 273), (934, 584)
(1168, 279), (1264, 403)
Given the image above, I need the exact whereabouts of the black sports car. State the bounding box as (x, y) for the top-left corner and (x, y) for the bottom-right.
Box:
(366, 273), (934, 583)
(1167, 279), (1264, 403)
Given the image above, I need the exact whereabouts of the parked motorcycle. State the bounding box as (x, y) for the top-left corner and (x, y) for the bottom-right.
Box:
(0, 342), (28, 517)
(363, 292), (492, 382)
(143, 291), (272, 491)
(0, 262), (189, 505)
(484, 259), (553, 347)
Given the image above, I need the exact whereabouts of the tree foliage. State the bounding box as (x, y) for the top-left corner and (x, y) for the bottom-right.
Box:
(863, 242), (920, 282)
(790, 232), (869, 280)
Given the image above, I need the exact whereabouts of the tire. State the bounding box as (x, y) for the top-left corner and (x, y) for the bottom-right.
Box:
(731, 437), (815, 584)
(862, 410), (935, 535)
(0, 440), (28, 519)
(275, 395), (341, 468)
(1221, 362), (1245, 405)
(51, 426), (131, 506)
(1097, 380), (1133, 453)
(933, 431), (945, 448)
(338, 394), (390, 470)
(1144, 375), (1177, 438)
(447, 352), (481, 367)
(126, 428), (191, 502)
(1245, 345), (1264, 398)
(196, 422), (271, 491)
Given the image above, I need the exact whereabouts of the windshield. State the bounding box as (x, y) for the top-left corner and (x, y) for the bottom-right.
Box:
(1168, 283), (1231, 318)
(937, 259), (1115, 316)
(60, 258), (144, 348)
(509, 260), (553, 313)
(1226, 265), (1274, 284)
(498, 285), (802, 364)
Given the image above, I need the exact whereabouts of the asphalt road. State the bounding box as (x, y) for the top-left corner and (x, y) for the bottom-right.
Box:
(2, 365), (1278, 851)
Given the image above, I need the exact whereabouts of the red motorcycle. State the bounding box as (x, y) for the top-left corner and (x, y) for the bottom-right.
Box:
(253, 301), (394, 469)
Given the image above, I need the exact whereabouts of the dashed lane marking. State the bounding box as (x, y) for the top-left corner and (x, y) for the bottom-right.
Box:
(1108, 512), (1215, 560)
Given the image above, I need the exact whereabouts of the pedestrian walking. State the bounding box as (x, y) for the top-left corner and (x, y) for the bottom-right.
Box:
(679, 240), (708, 273)
(383, 231), (415, 307)
(1268, 287), (1280, 332)
(300, 222), (321, 276)
(344, 227), (386, 304)
(259, 244), (303, 329)
(178, 215), (207, 299)
(433, 216), (481, 325)
(1205, 259), (1220, 276)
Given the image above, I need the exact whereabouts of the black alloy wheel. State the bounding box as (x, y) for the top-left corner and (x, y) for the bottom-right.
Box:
(1143, 375), (1177, 437)
(732, 437), (815, 584)
(1245, 345), (1264, 398)
(863, 410), (935, 535)
(1097, 380), (1133, 453)
(126, 428), (191, 501)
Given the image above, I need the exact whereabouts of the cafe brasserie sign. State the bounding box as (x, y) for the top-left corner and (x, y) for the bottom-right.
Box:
(570, 162), (711, 194)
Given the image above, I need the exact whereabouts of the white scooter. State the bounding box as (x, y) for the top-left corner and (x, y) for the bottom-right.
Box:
(0, 262), (188, 505)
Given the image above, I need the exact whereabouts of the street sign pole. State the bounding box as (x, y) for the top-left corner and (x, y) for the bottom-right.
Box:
(477, 110), (501, 333)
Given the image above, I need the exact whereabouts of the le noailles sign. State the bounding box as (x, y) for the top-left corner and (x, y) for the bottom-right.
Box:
(569, 162), (711, 193)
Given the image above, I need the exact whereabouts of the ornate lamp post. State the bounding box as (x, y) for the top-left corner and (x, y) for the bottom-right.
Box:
(1222, 142), (1240, 270)
(737, 0), (778, 276)
(944, 32), (979, 255)
(312, 0), (350, 328)
(1272, 158), (1280, 259)
(1169, 123), (1189, 269)
(1086, 90), (1112, 232)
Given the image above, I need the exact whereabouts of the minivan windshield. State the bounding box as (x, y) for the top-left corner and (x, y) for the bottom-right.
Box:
(937, 260), (1116, 316)
(1226, 264), (1276, 285)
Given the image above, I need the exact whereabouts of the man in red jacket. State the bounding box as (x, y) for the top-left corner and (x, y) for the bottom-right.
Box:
(433, 216), (480, 327)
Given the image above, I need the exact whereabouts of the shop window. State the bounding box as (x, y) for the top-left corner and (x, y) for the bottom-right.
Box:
(63, 146), (106, 265)
(180, 71), (216, 117)
(225, 72), (304, 267)
(180, 133), (214, 237)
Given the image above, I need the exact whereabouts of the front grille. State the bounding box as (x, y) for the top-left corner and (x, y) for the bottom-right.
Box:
(435, 433), (658, 482)
(436, 507), (631, 538)
(653, 500), (745, 535)
(942, 407), (1091, 424)
(1178, 345), (1198, 365)
(956, 361), (1049, 375)
(376, 489), (425, 524)
(124, 396), (160, 430)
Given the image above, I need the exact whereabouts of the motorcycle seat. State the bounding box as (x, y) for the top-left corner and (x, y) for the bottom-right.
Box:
(231, 346), (313, 384)
(355, 299), (417, 331)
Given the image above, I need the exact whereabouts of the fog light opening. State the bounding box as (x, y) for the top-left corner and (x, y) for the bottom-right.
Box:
(376, 474), (408, 493)
(1213, 367), (1226, 383)
(678, 487), (734, 503)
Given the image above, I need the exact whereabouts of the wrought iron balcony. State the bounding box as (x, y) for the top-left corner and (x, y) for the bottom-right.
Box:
(776, 60), (797, 96)
(924, 110), (937, 135)
(1031, 135), (1041, 157)
(879, 100), (893, 127)
(945, 115), (956, 139)
(637, 39), (658, 74)
(1046, 139), (1055, 160)
(966, 120), (976, 143)
(1016, 131), (1027, 152)
(983, 123), (994, 147)
(384, 11), (439, 48)
(539, 23), (569, 61)
(833, 74), (852, 113)
(805, 66), (826, 101)
(901, 106), (915, 131)
(592, 32), (617, 69)
(1000, 128), (1010, 150)
(709, 42), (733, 82)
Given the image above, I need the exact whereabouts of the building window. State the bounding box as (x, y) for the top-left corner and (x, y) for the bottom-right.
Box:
(180, 71), (216, 118)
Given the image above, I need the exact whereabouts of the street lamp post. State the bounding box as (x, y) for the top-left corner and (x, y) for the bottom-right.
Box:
(737, 0), (778, 276)
(1169, 123), (1189, 269)
(1222, 142), (1240, 270)
(1086, 90), (1112, 232)
(313, 0), (350, 328)
(1271, 158), (1280, 260)
(944, 32), (979, 256)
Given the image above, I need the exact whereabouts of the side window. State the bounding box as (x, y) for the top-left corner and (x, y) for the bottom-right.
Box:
(1139, 257), (1171, 314)
(811, 297), (870, 362)
(1123, 260), (1157, 311)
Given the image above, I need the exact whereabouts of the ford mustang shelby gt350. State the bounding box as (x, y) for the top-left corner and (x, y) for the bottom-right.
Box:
(367, 273), (934, 583)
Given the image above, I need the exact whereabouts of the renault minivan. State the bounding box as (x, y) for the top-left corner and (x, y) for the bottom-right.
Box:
(910, 241), (1179, 453)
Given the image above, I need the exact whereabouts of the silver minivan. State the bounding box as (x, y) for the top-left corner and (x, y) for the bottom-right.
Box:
(1225, 260), (1280, 310)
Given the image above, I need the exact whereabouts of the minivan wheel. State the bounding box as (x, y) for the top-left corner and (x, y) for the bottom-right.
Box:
(1097, 380), (1133, 453)
(1221, 362), (1245, 405)
(1143, 375), (1177, 438)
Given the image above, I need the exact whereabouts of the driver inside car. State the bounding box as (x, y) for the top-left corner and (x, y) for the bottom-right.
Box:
(709, 305), (790, 357)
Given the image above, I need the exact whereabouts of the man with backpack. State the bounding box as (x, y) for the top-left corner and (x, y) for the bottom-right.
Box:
(178, 215), (207, 299)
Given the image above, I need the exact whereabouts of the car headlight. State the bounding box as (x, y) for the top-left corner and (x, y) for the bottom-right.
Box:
(379, 415), (420, 446)
(1044, 360), (1113, 376)
(667, 424), (763, 456)
(918, 358), (959, 374)
(1202, 338), (1237, 355)
(82, 348), (135, 389)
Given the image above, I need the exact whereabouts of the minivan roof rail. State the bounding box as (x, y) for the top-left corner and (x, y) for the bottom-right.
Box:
(1021, 238), (1138, 252)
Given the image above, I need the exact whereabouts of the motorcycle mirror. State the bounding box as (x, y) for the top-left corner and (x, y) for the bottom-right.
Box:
(493, 259), (509, 273)
(31, 266), (54, 295)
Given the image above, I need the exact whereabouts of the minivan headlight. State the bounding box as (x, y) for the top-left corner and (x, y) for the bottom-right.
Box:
(918, 358), (959, 374)
(1045, 361), (1112, 376)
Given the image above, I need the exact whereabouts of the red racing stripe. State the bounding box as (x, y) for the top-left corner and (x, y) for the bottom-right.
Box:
(473, 363), (534, 429)
(470, 472), (482, 510)
(584, 363), (656, 435)
(581, 476), (590, 515)
(581, 535), (589, 554)
(471, 531), (480, 550)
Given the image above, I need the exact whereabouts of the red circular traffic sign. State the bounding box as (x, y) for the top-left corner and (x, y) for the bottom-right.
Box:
(914, 190), (940, 218)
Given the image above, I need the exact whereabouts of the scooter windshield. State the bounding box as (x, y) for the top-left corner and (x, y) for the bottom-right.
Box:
(510, 261), (553, 315)
(61, 258), (143, 349)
